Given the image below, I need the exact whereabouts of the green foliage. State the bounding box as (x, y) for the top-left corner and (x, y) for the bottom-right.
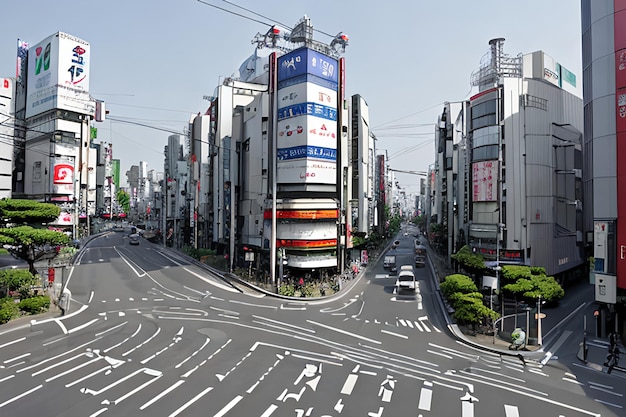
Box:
(451, 292), (499, 325)
(451, 245), (486, 271)
(0, 226), (70, 246)
(18, 295), (50, 314)
(440, 274), (478, 298)
(440, 274), (498, 325)
(182, 246), (216, 260)
(0, 297), (19, 324)
(500, 265), (564, 303)
(530, 266), (546, 275)
(499, 265), (532, 281)
(279, 284), (296, 297)
(58, 246), (77, 255)
(300, 283), (314, 297)
(351, 234), (366, 248)
(0, 226), (70, 274)
(0, 269), (38, 298)
(0, 199), (60, 225)
(116, 190), (131, 214)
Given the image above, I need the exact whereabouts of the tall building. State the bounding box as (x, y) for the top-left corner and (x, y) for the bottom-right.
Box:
(12, 32), (96, 237)
(0, 78), (14, 199)
(437, 39), (585, 284)
(582, 0), (626, 336)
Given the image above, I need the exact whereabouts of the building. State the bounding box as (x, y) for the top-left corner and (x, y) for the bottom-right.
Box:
(9, 32), (99, 238)
(0, 77), (14, 199)
(184, 17), (354, 283)
(581, 0), (626, 337)
(435, 39), (585, 285)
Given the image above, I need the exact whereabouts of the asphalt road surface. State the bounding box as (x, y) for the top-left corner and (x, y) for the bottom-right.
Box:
(0, 229), (622, 416)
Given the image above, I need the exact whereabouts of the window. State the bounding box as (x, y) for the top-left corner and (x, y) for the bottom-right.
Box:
(33, 161), (42, 182)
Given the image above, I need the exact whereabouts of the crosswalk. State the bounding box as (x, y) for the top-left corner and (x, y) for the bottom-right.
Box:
(396, 316), (440, 333)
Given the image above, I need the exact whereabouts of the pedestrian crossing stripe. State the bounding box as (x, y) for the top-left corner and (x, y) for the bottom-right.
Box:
(395, 317), (441, 333)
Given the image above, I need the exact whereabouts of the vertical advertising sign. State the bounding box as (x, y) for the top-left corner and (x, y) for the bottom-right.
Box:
(26, 32), (91, 118)
(472, 160), (498, 202)
(276, 48), (338, 184)
(51, 156), (75, 196)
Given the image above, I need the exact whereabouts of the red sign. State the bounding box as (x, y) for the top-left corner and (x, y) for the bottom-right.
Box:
(53, 163), (74, 184)
(48, 268), (55, 285)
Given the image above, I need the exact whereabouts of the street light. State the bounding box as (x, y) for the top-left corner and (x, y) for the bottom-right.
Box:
(496, 222), (504, 330)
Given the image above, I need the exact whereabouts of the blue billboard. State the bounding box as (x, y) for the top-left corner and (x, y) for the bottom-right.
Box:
(277, 48), (338, 85)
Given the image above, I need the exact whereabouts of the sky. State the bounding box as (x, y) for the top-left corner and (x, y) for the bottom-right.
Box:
(0, 1), (583, 191)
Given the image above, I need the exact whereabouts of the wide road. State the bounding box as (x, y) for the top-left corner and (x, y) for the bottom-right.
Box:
(0, 228), (621, 416)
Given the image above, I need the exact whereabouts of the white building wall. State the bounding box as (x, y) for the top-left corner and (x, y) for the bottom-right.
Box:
(0, 78), (14, 198)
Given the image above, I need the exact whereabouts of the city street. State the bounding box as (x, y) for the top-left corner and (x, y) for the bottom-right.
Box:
(0, 230), (622, 416)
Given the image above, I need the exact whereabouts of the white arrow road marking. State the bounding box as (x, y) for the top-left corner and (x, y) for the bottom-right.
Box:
(460, 392), (479, 417)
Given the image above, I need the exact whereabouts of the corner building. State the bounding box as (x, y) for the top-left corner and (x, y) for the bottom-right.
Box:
(465, 39), (585, 283)
(582, 0), (626, 336)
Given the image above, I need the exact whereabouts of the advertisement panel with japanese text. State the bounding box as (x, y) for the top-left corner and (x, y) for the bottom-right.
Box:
(26, 32), (92, 118)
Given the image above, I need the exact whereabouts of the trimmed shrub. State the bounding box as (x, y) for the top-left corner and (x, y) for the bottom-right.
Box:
(440, 274), (478, 298)
(279, 284), (295, 297)
(0, 297), (19, 324)
(19, 295), (50, 314)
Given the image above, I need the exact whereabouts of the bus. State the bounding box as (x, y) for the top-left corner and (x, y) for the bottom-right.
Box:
(414, 241), (427, 267)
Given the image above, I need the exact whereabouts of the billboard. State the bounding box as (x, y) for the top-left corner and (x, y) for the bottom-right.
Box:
(276, 48), (338, 185)
(26, 32), (92, 118)
(277, 48), (338, 85)
(472, 160), (498, 202)
(51, 156), (75, 195)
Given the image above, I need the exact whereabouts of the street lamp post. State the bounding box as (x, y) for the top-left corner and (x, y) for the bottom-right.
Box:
(496, 223), (504, 330)
(537, 295), (543, 346)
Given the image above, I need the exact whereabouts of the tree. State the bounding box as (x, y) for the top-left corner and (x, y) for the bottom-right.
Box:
(440, 273), (499, 327)
(500, 265), (565, 305)
(0, 199), (70, 274)
(451, 244), (486, 275)
(440, 274), (478, 298)
(0, 199), (59, 224)
(452, 292), (499, 326)
(116, 190), (130, 214)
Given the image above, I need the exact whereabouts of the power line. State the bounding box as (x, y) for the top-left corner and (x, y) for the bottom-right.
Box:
(196, 0), (336, 39)
(107, 102), (197, 114)
(107, 116), (185, 136)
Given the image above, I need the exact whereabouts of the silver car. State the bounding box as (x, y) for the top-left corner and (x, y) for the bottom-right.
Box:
(129, 233), (140, 245)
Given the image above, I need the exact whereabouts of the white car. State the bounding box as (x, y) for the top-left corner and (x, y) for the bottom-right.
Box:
(395, 266), (416, 292)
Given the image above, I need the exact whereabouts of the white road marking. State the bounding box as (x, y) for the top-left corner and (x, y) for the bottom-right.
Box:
(418, 381), (433, 411)
(307, 320), (382, 344)
(381, 329), (408, 339)
(504, 404), (520, 417)
(260, 404), (278, 417)
(0, 337), (25, 349)
(213, 395), (243, 417)
(168, 386), (214, 417)
(140, 380), (185, 410)
(341, 373), (359, 395)
(0, 384), (42, 408)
